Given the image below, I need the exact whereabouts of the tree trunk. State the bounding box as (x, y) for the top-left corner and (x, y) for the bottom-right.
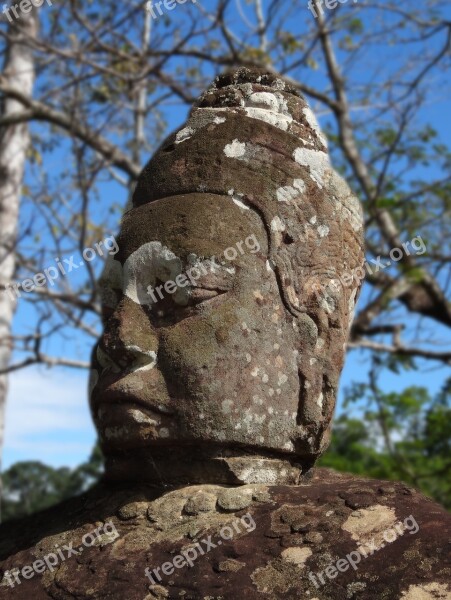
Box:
(0, 9), (38, 511)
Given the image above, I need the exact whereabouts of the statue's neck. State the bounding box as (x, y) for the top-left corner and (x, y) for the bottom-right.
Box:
(104, 446), (309, 486)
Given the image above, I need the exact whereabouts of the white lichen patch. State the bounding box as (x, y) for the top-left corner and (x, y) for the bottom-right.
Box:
(224, 139), (246, 158)
(271, 216), (286, 232)
(277, 186), (297, 203)
(242, 91), (294, 131)
(281, 546), (312, 567)
(123, 241), (189, 307)
(244, 107), (293, 131)
(272, 79), (286, 91)
(127, 408), (158, 426)
(300, 135), (315, 147)
(320, 290), (337, 314)
(271, 216), (287, 247)
(175, 126), (194, 144)
(278, 373), (288, 386)
(266, 259), (275, 273)
(232, 195), (250, 210)
(400, 583), (451, 600)
(214, 116), (226, 124)
(293, 178), (306, 192)
(276, 179), (305, 203)
(316, 392), (323, 409)
(348, 288), (358, 326)
(246, 91), (281, 112)
(293, 147), (331, 188)
(230, 459), (293, 484)
(342, 504), (398, 549)
(302, 107), (328, 148)
(124, 345), (157, 372)
(317, 225), (330, 238)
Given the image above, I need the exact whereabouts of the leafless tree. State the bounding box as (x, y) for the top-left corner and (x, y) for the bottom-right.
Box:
(0, 8), (38, 476)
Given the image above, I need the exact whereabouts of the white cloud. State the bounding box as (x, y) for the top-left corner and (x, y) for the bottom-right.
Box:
(3, 367), (96, 469)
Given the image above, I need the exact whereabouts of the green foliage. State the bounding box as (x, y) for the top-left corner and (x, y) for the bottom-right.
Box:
(321, 377), (451, 510)
(1, 444), (103, 523)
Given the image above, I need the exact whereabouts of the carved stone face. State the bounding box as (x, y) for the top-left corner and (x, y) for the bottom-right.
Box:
(89, 68), (365, 483)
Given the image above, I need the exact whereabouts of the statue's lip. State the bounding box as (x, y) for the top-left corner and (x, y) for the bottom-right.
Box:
(93, 390), (175, 417)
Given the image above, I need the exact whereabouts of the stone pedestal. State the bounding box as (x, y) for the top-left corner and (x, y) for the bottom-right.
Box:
(1, 469), (450, 599)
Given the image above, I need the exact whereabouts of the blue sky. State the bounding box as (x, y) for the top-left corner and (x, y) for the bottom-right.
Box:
(3, 0), (450, 470)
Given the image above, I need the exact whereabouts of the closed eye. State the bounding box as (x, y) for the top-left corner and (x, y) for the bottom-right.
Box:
(189, 287), (224, 304)
(146, 279), (231, 326)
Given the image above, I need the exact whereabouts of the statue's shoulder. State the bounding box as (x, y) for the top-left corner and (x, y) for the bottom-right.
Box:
(1, 471), (450, 599)
(260, 469), (451, 599)
(0, 482), (122, 556)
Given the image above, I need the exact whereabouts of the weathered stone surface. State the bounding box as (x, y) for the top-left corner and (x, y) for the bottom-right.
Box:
(184, 491), (217, 516)
(0, 469), (450, 599)
(217, 487), (253, 511)
(0, 67), (448, 599)
(90, 66), (365, 484)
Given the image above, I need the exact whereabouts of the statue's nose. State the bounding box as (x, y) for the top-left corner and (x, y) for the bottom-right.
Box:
(97, 297), (159, 374)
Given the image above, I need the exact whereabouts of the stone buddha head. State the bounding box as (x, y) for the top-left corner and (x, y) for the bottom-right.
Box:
(89, 67), (365, 485)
